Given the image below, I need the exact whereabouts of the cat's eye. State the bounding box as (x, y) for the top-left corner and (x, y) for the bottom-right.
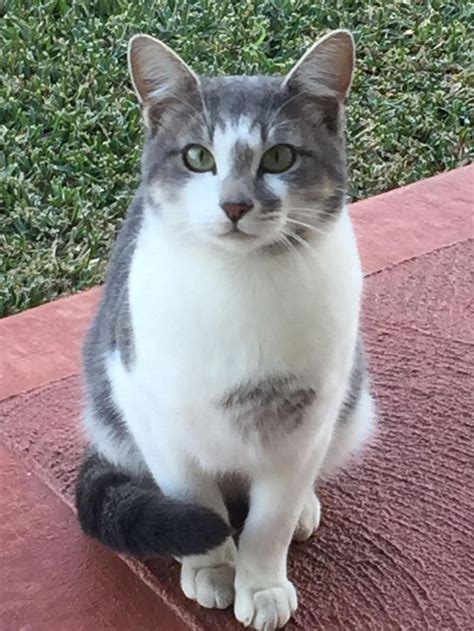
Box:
(183, 144), (216, 173)
(260, 144), (296, 174)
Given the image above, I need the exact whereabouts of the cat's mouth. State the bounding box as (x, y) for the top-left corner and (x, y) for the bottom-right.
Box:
(221, 227), (256, 241)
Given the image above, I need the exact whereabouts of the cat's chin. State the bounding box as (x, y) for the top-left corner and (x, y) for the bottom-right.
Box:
(221, 230), (256, 242)
(204, 230), (273, 254)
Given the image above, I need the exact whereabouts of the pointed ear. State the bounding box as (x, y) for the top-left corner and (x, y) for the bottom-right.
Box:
(284, 30), (355, 102)
(128, 34), (200, 125)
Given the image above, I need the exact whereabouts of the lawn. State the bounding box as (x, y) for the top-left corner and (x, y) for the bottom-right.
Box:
(1, 0), (472, 317)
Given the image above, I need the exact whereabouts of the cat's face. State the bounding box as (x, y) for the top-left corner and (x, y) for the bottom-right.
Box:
(129, 32), (354, 253)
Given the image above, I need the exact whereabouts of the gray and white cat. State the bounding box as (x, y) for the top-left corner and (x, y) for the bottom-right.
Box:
(75, 30), (375, 630)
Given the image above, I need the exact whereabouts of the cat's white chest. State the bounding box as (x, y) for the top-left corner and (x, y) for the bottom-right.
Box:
(131, 228), (319, 387)
(109, 210), (362, 471)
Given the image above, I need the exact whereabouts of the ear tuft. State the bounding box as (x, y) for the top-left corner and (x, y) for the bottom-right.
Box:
(128, 34), (199, 106)
(284, 29), (355, 102)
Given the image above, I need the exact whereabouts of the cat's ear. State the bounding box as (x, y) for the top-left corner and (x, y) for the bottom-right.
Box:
(128, 34), (199, 125)
(283, 30), (355, 102)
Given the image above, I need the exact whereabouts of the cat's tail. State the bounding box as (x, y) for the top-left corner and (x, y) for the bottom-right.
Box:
(75, 451), (231, 558)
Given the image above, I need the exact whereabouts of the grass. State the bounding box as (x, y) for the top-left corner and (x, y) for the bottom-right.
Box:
(0, 0), (472, 317)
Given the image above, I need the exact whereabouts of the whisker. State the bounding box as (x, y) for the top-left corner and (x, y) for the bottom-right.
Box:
(283, 230), (330, 269)
(288, 205), (346, 220)
(270, 235), (288, 254)
(259, 213), (281, 222)
(281, 230), (323, 277)
(287, 210), (318, 217)
(283, 229), (312, 252)
(277, 235), (293, 254)
(279, 234), (307, 270)
(286, 217), (329, 237)
(287, 212), (329, 223)
(288, 197), (347, 213)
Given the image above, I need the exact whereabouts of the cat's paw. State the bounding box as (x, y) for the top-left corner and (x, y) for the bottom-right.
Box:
(234, 580), (297, 630)
(180, 540), (237, 609)
(293, 492), (321, 542)
(182, 563), (235, 609)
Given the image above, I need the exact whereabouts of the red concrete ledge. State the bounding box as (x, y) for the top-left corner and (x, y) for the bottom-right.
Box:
(0, 443), (187, 631)
(1, 165), (473, 630)
(351, 164), (473, 274)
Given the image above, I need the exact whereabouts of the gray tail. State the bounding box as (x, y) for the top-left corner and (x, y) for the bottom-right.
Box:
(75, 451), (231, 557)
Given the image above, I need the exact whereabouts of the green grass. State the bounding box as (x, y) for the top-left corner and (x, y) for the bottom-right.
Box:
(1, 0), (472, 317)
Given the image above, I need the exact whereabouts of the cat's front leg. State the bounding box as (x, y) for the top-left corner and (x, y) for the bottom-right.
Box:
(162, 463), (237, 609)
(160, 463), (238, 610)
(293, 489), (321, 542)
(176, 473), (237, 610)
(135, 441), (238, 609)
(234, 440), (330, 630)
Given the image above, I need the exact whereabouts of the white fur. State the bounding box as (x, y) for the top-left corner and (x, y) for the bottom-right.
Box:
(84, 405), (145, 476)
(321, 385), (375, 478)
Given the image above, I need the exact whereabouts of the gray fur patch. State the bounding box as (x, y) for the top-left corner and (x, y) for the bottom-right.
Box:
(338, 339), (366, 425)
(114, 285), (134, 368)
(221, 376), (316, 441)
(219, 176), (253, 208)
(254, 176), (282, 215)
(232, 141), (254, 178)
(83, 193), (143, 439)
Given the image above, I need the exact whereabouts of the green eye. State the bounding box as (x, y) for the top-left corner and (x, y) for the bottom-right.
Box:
(260, 144), (296, 174)
(183, 144), (216, 173)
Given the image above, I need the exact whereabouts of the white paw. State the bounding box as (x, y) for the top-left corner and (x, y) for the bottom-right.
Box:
(180, 540), (236, 609)
(293, 492), (321, 542)
(234, 580), (297, 630)
(182, 563), (235, 609)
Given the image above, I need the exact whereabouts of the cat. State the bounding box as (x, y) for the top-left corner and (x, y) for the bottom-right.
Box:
(75, 29), (375, 630)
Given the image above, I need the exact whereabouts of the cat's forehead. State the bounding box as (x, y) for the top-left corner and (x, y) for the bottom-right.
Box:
(200, 75), (283, 133)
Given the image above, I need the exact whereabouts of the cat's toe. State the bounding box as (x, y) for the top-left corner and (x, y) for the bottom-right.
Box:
(181, 561), (235, 609)
(293, 492), (321, 542)
(195, 564), (235, 609)
(234, 580), (297, 630)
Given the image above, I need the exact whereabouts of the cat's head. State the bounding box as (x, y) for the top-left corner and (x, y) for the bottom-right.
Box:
(129, 31), (354, 253)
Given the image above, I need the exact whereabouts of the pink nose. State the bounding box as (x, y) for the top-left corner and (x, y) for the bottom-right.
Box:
(221, 202), (253, 223)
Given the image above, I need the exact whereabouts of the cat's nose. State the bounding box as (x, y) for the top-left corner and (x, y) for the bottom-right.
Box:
(221, 201), (253, 223)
